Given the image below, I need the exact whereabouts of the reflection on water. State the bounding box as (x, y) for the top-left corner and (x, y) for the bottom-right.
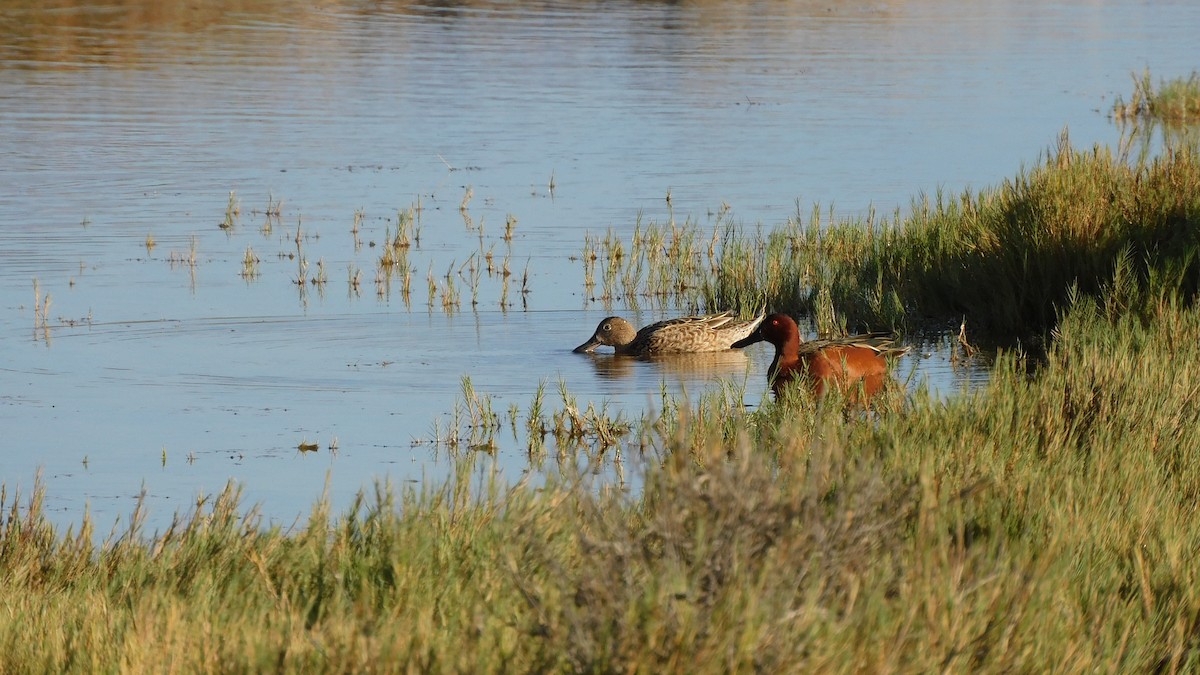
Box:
(0, 0), (331, 68)
(581, 349), (751, 382)
(1116, 119), (1200, 166)
(1, 0), (1197, 532)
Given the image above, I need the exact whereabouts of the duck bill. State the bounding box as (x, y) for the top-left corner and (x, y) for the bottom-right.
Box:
(573, 336), (602, 353)
(731, 328), (763, 349)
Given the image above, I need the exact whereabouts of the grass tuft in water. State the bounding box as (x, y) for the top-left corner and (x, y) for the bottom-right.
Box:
(264, 192), (283, 218)
(240, 245), (260, 279)
(1112, 69), (1200, 123)
(220, 190), (240, 230)
(504, 213), (517, 242)
(31, 278), (52, 342)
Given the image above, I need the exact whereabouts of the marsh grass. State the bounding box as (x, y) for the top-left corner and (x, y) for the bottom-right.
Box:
(1112, 69), (1200, 123)
(167, 235), (198, 268)
(425, 262), (437, 309)
(291, 226), (308, 287)
(441, 263), (461, 313)
(369, 206), (424, 303)
(547, 380), (632, 454)
(458, 376), (501, 450)
(460, 185), (474, 213)
(590, 132), (1200, 347)
(580, 234), (598, 295)
(167, 236), (200, 292)
(31, 278), (52, 342)
(312, 258), (328, 288)
(345, 195), (499, 313)
(352, 207), (364, 250)
(240, 245), (260, 279)
(265, 192), (283, 218)
(499, 268), (511, 310)
(220, 190), (240, 230)
(461, 252), (483, 308)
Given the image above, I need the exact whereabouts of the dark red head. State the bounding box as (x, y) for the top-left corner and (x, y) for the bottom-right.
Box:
(731, 312), (799, 349)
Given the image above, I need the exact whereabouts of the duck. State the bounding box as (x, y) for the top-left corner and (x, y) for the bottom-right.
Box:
(732, 312), (907, 398)
(573, 310), (765, 356)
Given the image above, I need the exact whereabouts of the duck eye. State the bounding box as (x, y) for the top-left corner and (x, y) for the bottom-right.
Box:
(602, 323), (612, 331)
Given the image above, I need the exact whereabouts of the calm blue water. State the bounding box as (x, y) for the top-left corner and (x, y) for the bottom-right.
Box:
(1, 0), (1197, 532)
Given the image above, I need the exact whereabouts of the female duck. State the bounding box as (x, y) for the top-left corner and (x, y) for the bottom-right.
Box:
(574, 311), (764, 357)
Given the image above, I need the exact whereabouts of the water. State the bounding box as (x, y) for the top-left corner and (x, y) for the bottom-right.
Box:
(2, 0), (1196, 532)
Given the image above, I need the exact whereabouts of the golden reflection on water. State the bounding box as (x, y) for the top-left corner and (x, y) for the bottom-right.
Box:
(581, 349), (751, 382)
(1, 0), (900, 71)
(1117, 119), (1200, 166)
(0, 0), (326, 68)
